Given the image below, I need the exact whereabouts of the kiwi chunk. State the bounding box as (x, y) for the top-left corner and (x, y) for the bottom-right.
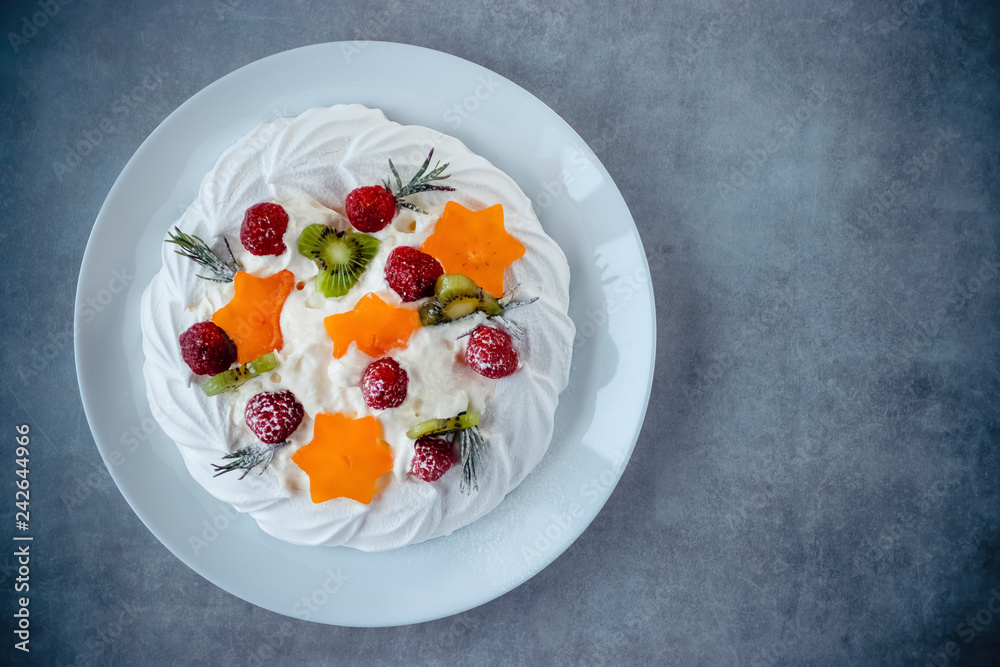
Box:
(418, 274), (503, 326)
(202, 352), (278, 396)
(479, 292), (503, 317)
(418, 300), (444, 326)
(436, 274), (480, 302)
(406, 411), (480, 439)
(297, 223), (380, 298)
(441, 295), (482, 321)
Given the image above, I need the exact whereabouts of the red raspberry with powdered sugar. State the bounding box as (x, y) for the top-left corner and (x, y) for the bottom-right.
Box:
(409, 437), (456, 482)
(384, 246), (444, 302)
(465, 325), (519, 379)
(179, 321), (237, 376)
(361, 357), (409, 410)
(244, 390), (304, 444)
(346, 185), (396, 233)
(240, 202), (289, 256)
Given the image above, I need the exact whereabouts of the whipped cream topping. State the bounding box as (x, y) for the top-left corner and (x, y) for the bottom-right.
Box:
(140, 105), (574, 551)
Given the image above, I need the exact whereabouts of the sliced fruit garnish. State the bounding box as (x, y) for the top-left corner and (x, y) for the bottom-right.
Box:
(420, 201), (525, 297)
(201, 352), (278, 396)
(297, 223), (379, 298)
(323, 293), (420, 359)
(406, 410), (480, 440)
(418, 273), (503, 326)
(212, 270), (295, 364)
(291, 413), (393, 504)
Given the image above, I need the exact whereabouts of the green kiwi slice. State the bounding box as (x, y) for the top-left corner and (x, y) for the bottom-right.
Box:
(201, 352), (278, 396)
(406, 410), (480, 439)
(297, 223), (380, 298)
(418, 300), (444, 326)
(418, 274), (503, 326)
(435, 273), (479, 302)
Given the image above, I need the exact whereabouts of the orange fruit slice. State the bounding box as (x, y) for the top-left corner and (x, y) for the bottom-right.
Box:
(323, 293), (420, 359)
(420, 201), (526, 297)
(212, 270), (295, 364)
(292, 413), (393, 504)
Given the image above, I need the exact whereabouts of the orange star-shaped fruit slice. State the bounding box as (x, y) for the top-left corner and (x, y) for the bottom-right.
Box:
(291, 413), (393, 504)
(420, 201), (526, 297)
(323, 293), (420, 359)
(212, 269), (295, 364)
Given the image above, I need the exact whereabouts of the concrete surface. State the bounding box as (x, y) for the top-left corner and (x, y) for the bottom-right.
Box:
(1, 0), (998, 665)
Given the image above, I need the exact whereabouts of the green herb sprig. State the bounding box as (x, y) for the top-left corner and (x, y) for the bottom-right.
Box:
(166, 227), (241, 283)
(384, 148), (456, 215)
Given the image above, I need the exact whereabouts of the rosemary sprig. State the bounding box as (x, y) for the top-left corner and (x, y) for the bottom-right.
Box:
(459, 426), (485, 494)
(166, 227), (241, 283)
(211, 441), (288, 480)
(383, 148), (456, 215)
(489, 315), (526, 339)
(498, 283), (539, 309)
(492, 285), (538, 338)
(453, 284), (539, 340)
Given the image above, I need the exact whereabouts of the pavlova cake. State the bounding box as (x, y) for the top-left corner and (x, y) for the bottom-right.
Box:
(140, 105), (574, 550)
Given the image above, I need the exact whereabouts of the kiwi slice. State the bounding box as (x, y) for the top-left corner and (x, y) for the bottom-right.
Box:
(202, 352), (278, 396)
(297, 223), (380, 298)
(418, 274), (503, 326)
(418, 300), (444, 326)
(406, 410), (480, 440)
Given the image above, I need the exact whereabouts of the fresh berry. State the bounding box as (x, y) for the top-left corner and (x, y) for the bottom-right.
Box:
(384, 246), (444, 302)
(409, 437), (456, 482)
(465, 325), (518, 379)
(361, 357), (409, 409)
(241, 202), (289, 256)
(345, 150), (456, 231)
(345, 185), (396, 233)
(179, 322), (237, 376)
(244, 390), (304, 444)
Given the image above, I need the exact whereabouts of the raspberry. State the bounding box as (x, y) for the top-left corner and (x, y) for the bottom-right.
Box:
(466, 325), (518, 379)
(361, 357), (409, 410)
(179, 321), (237, 376)
(409, 437), (456, 482)
(241, 202), (289, 256)
(384, 246), (444, 302)
(244, 390), (304, 444)
(345, 185), (396, 232)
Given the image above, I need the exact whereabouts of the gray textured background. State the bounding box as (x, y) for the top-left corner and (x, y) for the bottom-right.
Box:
(2, 0), (999, 665)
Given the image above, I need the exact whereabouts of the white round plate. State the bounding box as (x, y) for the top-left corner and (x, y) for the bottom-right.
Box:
(76, 42), (655, 627)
